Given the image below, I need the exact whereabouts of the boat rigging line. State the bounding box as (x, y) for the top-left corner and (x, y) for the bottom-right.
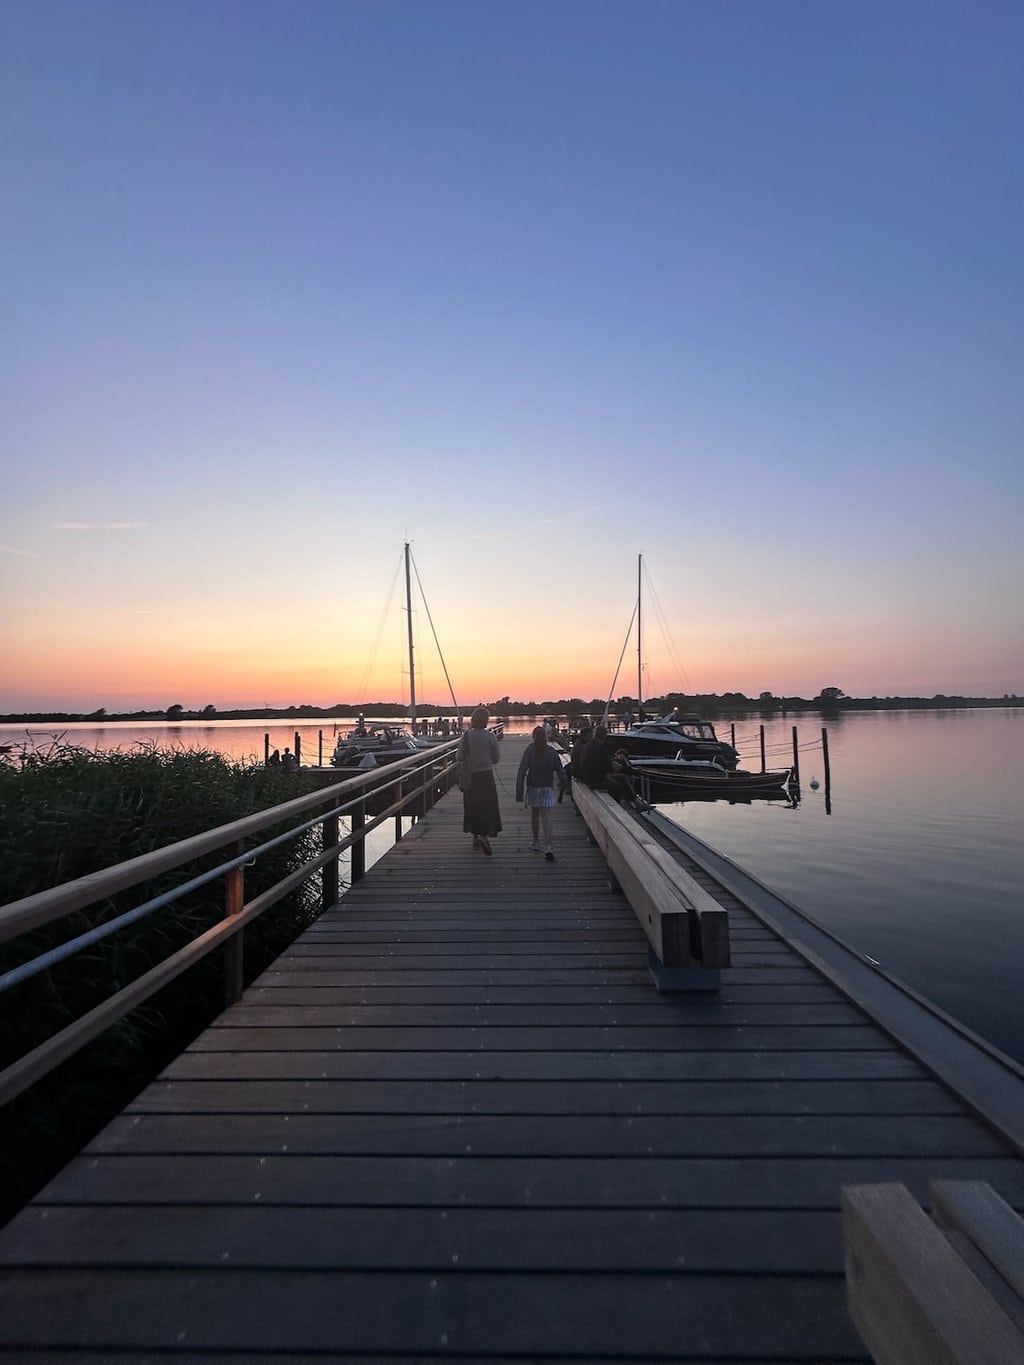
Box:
(354, 551), (403, 706)
(641, 558), (692, 696)
(409, 545), (460, 716)
(602, 596), (639, 723)
(602, 553), (693, 722)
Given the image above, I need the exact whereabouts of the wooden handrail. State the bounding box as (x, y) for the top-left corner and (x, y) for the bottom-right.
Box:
(0, 739), (463, 1108)
(0, 739), (461, 943)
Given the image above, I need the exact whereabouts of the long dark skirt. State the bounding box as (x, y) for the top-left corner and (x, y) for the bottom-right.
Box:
(463, 769), (502, 837)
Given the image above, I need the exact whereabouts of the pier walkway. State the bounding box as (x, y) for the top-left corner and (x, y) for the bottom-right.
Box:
(2, 742), (1024, 1360)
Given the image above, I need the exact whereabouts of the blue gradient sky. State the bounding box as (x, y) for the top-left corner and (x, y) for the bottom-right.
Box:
(3, 0), (1021, 711)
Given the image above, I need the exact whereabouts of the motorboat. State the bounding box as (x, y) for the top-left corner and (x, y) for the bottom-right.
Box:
(627, 751), (791, 792)
(330, 722), (421, 769)
(613, 716), (740, 768)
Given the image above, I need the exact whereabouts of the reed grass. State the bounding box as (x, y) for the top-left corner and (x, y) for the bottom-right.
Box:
(0, 740), (326, 1223)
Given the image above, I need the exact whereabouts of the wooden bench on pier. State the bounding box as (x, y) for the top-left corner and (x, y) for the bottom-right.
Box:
(844, 1180), (1024, 1363)
(571, 780), (730, 989)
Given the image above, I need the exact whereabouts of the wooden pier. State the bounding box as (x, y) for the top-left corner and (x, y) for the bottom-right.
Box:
(2, 741), (1024, 1360)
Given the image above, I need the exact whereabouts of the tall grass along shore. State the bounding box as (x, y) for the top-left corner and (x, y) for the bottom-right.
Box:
(0, 740), (323, 1223)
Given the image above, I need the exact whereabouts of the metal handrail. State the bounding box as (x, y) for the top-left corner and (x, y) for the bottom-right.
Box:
(0, 737), (464, 1108)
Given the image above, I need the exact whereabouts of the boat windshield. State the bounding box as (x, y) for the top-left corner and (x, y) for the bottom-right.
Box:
(677, 722), (719, 740)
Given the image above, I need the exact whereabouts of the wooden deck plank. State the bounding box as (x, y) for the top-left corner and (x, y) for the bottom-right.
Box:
(85, 1112), (1006, 1158)
(129, 1077), (961, 1115)
(24, 1153), (1024, 1210)
(0, 1269), (865, 1358)
(208, 1000), (870, 1025)
(1, 739), (1022, 1362)
(189, 1023), (892, 1049)
(162, 1047), (932, 1081)
(1, 1204), (850, 1271)
(247, 979), (845, 1001)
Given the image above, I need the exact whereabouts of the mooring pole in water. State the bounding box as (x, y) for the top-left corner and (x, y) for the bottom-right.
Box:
(822, 728), (831, 788)
(792, 726), (801, 786)
(264, 733), (269, 765)
(760, 725), (766, 773)
(318, 730), (323, 766)
(294, 731), (301, 767)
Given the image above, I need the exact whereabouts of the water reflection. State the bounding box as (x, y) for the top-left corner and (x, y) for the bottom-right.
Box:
(2, 709), (1020, 1063)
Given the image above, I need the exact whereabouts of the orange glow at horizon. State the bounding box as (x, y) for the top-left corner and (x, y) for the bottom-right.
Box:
(7, 600), (1015, 714)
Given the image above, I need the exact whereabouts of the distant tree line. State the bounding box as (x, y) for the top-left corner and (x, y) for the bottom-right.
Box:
(2, 687), (1019, 726)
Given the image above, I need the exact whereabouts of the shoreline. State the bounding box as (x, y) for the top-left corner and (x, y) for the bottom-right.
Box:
(1, 695), (1020, 727)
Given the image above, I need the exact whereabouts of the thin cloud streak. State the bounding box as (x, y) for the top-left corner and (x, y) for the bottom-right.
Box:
(49, 522), (148, 531)
(462, 504), (616, 543)
(0, 544), (37, 557)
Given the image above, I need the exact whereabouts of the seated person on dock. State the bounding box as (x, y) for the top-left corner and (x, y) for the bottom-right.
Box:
(579, 726), (646, 810)
(565, 725), (593, 797)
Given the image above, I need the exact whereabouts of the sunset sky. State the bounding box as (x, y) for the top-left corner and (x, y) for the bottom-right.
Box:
(3, 1), (1021, 713)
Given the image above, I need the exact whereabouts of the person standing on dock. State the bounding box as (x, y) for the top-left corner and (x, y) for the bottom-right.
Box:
(516, 726), (566, 860)
(458, 706), (502, 856)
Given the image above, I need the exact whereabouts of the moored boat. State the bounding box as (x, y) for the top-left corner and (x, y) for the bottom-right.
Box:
(628, 751), (791, 792)
(330, 722), (421, 769)
(613, 715), (740, 768)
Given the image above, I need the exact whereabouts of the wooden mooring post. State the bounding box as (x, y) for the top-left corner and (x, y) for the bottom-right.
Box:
(792, 725), (801, 786)
(759, 724), (766, 773)
(822, 727), (831, 788)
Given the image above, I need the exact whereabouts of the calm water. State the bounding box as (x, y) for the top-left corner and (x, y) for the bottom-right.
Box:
(3, 709), (1021, 1064)
(661, 709), (1023, 1067)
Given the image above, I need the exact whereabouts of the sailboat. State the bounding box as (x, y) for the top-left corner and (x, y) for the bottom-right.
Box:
(603, 555), (741, 769)
(331, 543), (460, 769)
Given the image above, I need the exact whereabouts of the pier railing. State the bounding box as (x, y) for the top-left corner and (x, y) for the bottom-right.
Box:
(0, 738), (464, 1110)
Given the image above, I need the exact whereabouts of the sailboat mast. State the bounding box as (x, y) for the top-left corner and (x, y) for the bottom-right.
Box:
(636, 552), (642, 714)
(404, 541), (416, 728)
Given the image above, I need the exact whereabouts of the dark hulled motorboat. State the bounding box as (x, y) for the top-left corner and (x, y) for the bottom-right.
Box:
(613, 716), (740, 768)
(627, 751), (790, 791)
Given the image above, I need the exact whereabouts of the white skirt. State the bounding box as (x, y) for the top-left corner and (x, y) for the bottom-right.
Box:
(526, 786), (556, 808)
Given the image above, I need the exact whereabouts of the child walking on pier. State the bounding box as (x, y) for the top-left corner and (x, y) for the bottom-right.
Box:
(516, 726), (566, 861)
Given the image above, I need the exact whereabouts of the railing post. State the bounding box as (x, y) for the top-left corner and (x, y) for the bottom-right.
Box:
(351, 801), (366, 883)
(224, 839), (245, 1006)
(322, 810), (339, 911)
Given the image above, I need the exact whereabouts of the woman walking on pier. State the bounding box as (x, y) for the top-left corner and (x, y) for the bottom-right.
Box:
(459, 706), (502, 855)
(516, 726), (566, 860)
